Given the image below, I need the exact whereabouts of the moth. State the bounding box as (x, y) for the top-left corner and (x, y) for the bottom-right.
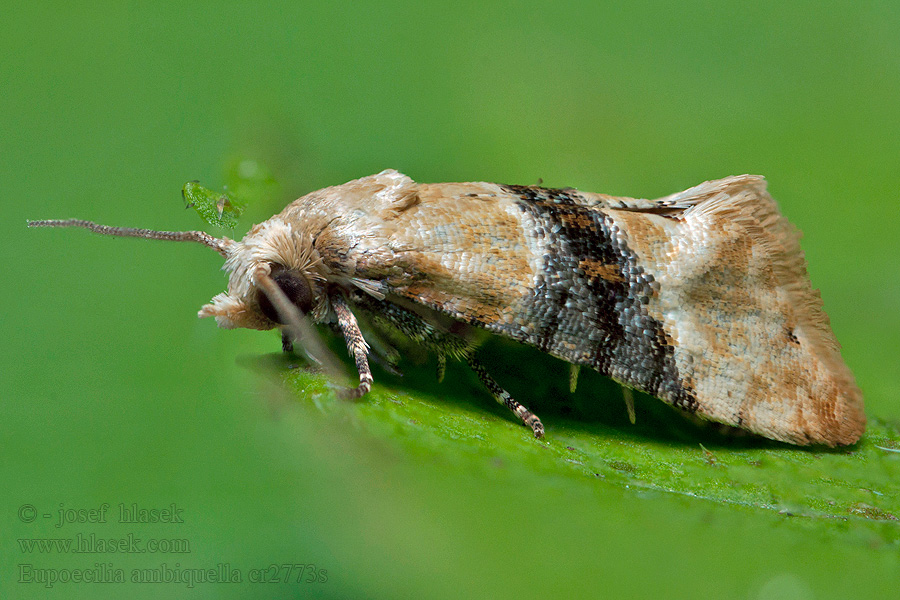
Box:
(29, 170), (865, 446)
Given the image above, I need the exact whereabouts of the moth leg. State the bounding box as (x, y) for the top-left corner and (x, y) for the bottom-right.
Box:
(466, 356), (545, 439)
(348, 291), (471, 357)
(365, 333), (404, 377)
(436, 353), (447, 383)
(349, 292), (544, 437)
(281, 330), (294, 353)
(350, 293), (466, 382)
(330, 292), (373, 399)
(569, 364), (580, 393)
(354, 319), (403, 376)
(622, 387), (636, 424)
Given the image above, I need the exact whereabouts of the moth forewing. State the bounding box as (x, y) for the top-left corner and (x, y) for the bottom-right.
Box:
(603, 177), (864, 445)
(29, 170), (865, 446)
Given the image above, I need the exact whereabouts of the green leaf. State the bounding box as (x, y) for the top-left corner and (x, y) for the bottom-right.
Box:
(277, 336), (900, 546)
(181, 180), (246, 229)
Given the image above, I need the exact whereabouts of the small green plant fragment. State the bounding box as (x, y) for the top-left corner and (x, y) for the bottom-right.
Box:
(182, 181), (246, 229)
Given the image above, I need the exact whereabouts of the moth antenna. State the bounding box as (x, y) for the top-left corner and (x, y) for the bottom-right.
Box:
(254, 269), (344, 381)
(27, 219), (230, 257)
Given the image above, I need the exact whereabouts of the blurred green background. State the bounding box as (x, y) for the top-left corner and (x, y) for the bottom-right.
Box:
(3, 1), (899, 598)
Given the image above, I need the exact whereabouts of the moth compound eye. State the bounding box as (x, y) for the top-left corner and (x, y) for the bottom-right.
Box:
(257, 266), (313, 323)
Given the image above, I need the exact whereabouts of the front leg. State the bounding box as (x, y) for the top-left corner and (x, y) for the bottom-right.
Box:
(330, 292), (373, 399)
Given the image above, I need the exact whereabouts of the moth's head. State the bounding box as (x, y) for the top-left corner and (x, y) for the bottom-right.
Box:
(26, 217), (328, 335)
(28, 168), (413, 342)
(200, 168), (416, 331)
(198, 218), (327, 331)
